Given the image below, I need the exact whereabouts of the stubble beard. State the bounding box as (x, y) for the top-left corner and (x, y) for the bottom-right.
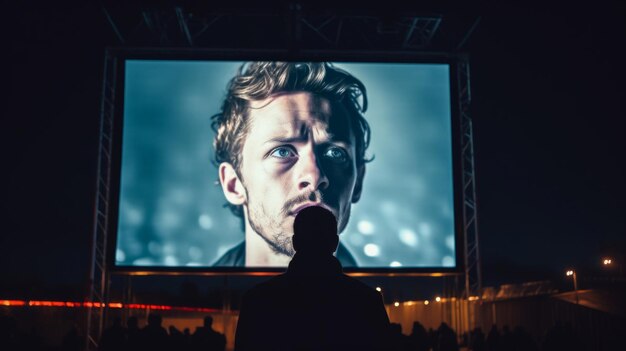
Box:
(245, 190), (333, 258)
(246, 199), (296, 258)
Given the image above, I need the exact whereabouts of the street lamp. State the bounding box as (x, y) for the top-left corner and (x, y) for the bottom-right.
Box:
(602, 256), (623, 276)
(566, 269), (579, 304)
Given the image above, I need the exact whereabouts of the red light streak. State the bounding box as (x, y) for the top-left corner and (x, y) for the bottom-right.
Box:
(0, 299), (221, 313)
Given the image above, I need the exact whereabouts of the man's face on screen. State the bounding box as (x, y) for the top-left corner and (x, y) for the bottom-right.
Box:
(237, 92), (362, 257)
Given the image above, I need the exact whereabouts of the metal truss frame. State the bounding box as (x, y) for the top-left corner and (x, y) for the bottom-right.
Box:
(458, 57), (482, 301)
(294, 11), (442, 50)
(101, 4), (442, 50)
(86, 50), (117, 351)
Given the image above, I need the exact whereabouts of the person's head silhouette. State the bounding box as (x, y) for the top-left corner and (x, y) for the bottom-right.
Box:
(204, 316), (213, 328)
(292, 206), (339, 256)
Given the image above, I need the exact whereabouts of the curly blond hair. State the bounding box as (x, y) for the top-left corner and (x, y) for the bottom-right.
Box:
(211, 62), (372, 218)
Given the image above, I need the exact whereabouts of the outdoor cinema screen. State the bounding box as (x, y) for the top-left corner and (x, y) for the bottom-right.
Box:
(112, 55), (460, 272)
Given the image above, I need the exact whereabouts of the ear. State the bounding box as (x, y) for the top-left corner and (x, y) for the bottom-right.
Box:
(351, 165), (365, 203)
(218, 162), (246, 206)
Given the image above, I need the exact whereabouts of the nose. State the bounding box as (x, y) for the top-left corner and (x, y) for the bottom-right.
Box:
(297, 149), (329, 192)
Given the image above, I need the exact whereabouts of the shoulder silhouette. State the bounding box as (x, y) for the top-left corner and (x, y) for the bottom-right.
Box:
(191, 316), (226, 351)
(235, 206), (390, 351)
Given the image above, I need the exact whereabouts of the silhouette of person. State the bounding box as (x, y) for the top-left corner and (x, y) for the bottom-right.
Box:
(410, 321), (430, 351)
(485, 324), (500, 351)
(512, 325), (538, 351)
(389, 323), (411, 351)
(169, 325), (188, 351)
(436, 322), (459, 351)
(125, 316), (142, 351)
(99, 318), (126, 351)
(140, 314), (169, 351)
(234, 206), (390, 351)
(469, 327), (485, 351)
(191, 316), (226, 351)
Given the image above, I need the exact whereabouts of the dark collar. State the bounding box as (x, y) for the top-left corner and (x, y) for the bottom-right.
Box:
(286, 253), (343, 276)
(213, 241), (358, 268)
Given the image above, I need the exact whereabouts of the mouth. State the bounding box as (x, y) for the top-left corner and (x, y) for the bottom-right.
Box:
(289, 202), (333, 216)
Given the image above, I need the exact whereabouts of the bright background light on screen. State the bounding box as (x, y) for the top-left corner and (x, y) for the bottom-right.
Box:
(116, 60), (455, 268)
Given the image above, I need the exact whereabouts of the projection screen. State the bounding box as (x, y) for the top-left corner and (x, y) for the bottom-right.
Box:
(110, 54), (462, 273)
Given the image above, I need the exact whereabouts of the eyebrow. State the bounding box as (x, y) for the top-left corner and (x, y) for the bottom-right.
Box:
(265, 136), (307, 144)
(264, 135), (352, 146)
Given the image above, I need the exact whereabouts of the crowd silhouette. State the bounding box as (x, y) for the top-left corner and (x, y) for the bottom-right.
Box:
(0, 310), (599, 351)
(0, 208), (604, 351)
(384, 320), (588, 351)
(91, 318), (585, 351)
(387, 321), (459, 351)
(98, 314), (226, 351)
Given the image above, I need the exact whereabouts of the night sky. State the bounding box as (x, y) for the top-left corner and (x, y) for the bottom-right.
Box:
(2, 1), (625, 300)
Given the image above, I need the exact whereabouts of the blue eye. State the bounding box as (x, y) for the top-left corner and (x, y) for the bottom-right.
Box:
(270, 147), (295, 159)
(323, 147), (348, 163)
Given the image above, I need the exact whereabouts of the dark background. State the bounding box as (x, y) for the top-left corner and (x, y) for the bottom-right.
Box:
(2, 0), (625, 303)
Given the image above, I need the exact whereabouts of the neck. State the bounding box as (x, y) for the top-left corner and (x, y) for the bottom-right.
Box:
(244, 222), (293, 267)
(289, 252), (342, 275)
